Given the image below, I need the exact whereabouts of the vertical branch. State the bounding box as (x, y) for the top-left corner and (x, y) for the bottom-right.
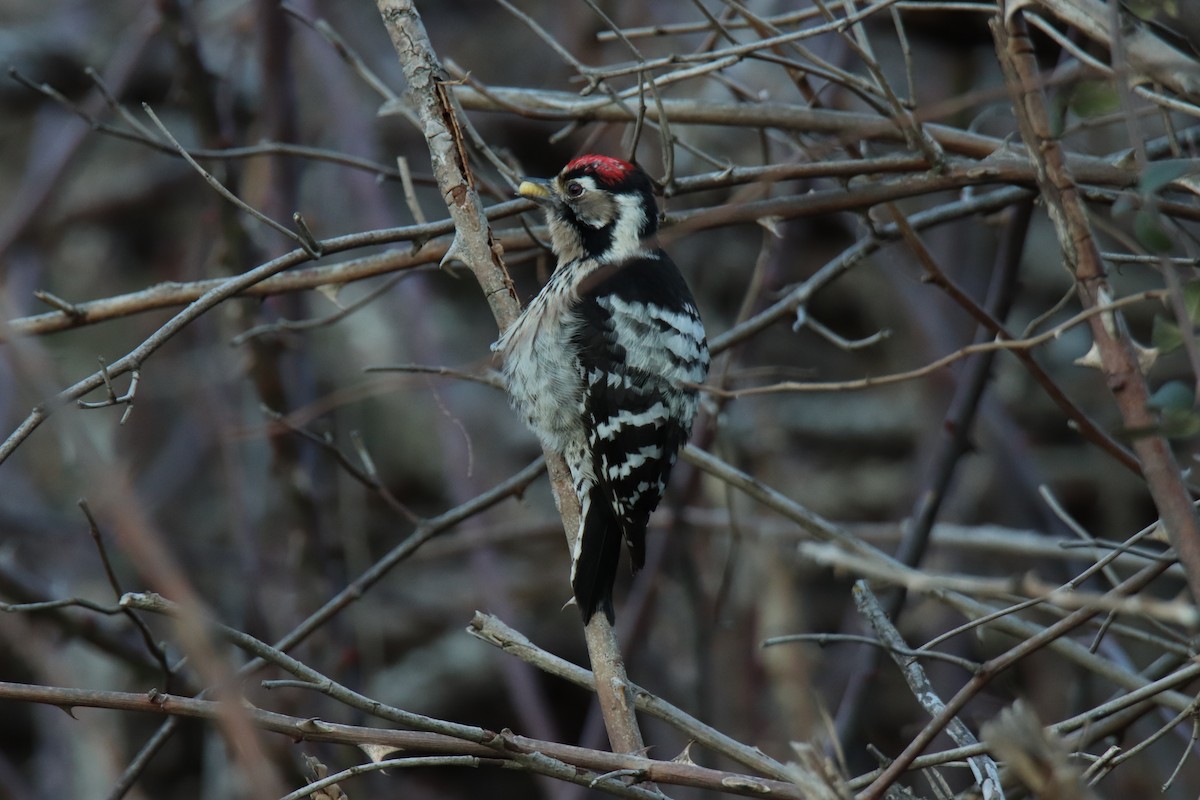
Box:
(373, 0), (645, 755)
(991, 12), (1200, 604)
(374, 0), (515, 325)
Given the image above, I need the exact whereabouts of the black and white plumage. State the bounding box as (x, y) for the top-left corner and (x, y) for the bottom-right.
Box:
(493, 155), (710, 623)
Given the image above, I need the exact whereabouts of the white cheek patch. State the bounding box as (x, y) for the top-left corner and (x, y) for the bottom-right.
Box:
(601, 193), (647, 263)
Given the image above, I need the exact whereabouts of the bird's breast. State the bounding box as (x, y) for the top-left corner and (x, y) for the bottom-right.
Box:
(495, 275), (588, 454)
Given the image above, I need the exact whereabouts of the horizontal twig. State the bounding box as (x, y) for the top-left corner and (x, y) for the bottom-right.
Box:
(800, 542), (1198, 626)
(0, 678), (808, 799)
(468, 612), (794, 781)
(449, 83), (1137, 176)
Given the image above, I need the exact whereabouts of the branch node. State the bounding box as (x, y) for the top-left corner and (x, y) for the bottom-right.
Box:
(292, 212), (324, 257)
(34, 290), (83, 318)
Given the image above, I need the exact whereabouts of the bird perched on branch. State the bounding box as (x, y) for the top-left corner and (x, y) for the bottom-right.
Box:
(494, 155), (709, 623)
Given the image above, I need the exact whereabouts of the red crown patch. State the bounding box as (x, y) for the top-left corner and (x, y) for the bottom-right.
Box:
(564, 154), (635, 184)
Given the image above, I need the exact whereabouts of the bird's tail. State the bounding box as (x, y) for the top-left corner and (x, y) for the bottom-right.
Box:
(571, 489), (622, 623)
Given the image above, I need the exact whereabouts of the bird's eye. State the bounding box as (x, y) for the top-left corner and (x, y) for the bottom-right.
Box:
(565, 181), (584, 198)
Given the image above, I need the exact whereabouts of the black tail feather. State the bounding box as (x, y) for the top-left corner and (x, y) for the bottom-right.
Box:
(572, 492), (622, 623)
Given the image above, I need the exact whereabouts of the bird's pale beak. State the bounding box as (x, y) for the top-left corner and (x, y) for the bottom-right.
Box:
(517, 178), (553, 202)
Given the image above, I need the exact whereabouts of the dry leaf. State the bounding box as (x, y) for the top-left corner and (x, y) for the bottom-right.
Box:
(981, 701), (1093, 800)
(785, 742), (853, 800)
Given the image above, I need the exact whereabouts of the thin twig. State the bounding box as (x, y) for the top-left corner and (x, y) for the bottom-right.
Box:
(468, 612), (794, 781)
(0, 680), (779, 799)
(141, 104), (318, 256)
(78, 500), (173, 686)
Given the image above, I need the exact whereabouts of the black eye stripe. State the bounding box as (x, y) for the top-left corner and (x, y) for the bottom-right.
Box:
(561, 204), (615, 255)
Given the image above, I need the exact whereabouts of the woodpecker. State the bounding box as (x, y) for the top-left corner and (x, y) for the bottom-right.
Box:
(493, 155), (710, 623)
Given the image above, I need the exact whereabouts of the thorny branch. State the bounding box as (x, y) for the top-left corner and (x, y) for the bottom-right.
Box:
(0, 679), (785, 800)
(373, 0), (645, 757)
(993, 13), (1200, 605)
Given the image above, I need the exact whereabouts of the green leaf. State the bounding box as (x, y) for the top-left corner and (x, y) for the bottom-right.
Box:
(1139, 159), (1200, 196)
(1148, 380), (1194, 411)
(1159, 408), (1200, 439)
(1111, 192), (1136, 219)
(1185, 283), (1200, 323)
(1123, 377), (1200, 439)
(1123, 0), (1156, 20)
(1069, 80), (1120, 119)
(1134, 208), (1174, 253)
(1152, 315), (1184, 354)
(1126, 0), (1179, 24)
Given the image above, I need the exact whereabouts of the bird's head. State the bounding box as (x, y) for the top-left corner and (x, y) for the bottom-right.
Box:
(518, 155), (659, 264)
